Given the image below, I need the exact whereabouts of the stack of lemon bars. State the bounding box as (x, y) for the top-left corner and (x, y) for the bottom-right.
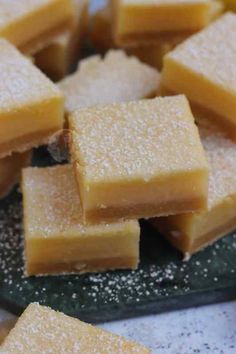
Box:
(0, 0), (236, 351)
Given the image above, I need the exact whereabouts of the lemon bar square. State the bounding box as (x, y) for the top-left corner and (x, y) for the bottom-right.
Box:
(0, 0), (74, 55)
(162, 13), (236, 137)
(22, 164), (140, 276)
(0, 39), (64, 158)
(112, 0), (214, 45)
(90, 2), (222, 68)
(0, 151), (32, 199)
(152, 123), (236, 255)
(69, 95), (209, 224)
(1, 303), (150, 354)
(34, 0), (89, 81)
(59, 50), (160, 114)
(89, 6), (190, 70)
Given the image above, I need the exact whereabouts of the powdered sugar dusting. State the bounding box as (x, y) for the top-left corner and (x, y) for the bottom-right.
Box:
(22, 164), (138, 236)
(59, 50), (160, 113)
(1, 303), (149, 353)
(0, 0), (53, 29)
(167, 13), (236, 90)
(200, 127), (236, 208)
(70, 96), (207, 182)
(0, 39), (62, 112)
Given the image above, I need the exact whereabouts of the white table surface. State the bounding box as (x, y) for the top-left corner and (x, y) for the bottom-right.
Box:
(1, 1), (236, 353)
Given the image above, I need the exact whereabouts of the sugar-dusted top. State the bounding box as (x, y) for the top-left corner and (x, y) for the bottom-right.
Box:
(0, 0), (57, 30)
(0, 39), (63, 112)
(0, 303), (150, 354)
(166, 13), (236, 93)
(200, 126), (236, 208)
(121, 0), (209, 5)
(22, 165), (138, 237)
(70, 95), (208, 182)
(59, 50), (160, 113)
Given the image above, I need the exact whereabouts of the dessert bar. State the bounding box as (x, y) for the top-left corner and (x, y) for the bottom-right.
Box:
(69, 96), (208, 224)
(0, 0), (74, 54)
(1, 303), (150, 353)
(162, 13), (236, 138)
(35, 0), (88, 80)
(22, 165), (140, 276)
(0, 39), (64, 158)
(152, 123), (236, 254)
